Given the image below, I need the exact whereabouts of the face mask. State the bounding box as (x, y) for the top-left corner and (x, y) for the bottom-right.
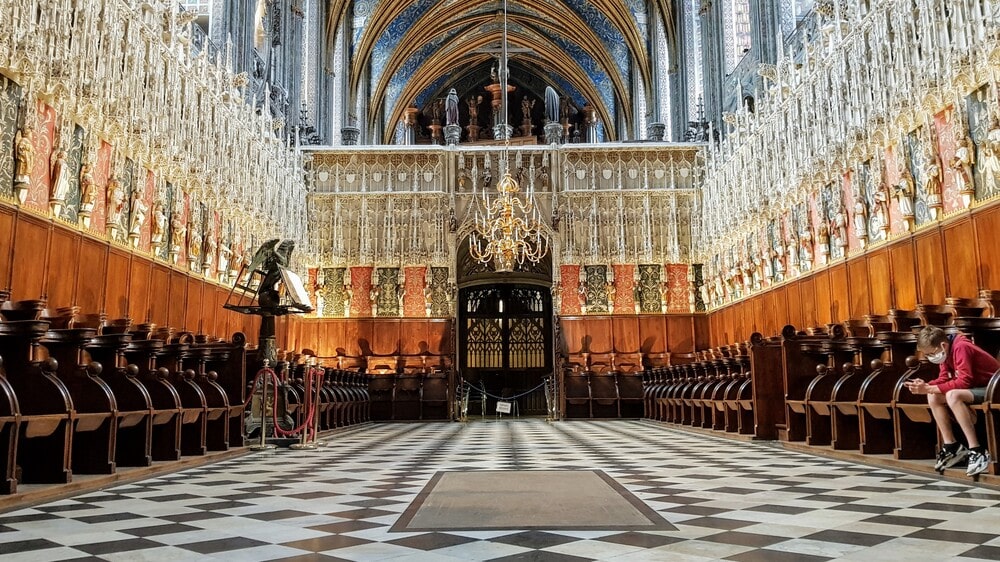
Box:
(927, 349), (947, 364)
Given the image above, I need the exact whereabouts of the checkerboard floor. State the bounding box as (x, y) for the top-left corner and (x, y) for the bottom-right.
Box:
(2, 419), (1000, 561)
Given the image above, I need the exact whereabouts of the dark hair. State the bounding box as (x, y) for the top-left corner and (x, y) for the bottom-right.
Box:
(917, 325), (947, 349)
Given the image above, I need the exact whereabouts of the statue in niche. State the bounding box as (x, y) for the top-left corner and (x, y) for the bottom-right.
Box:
(169, 211), (185, 253)
(429, 98), (443, 123)
(79, 163), (96, 211)
(771, 245), (784, 281)
(922, 142), (943, 212)
(786, 233), (799, 276)
(106, 175), (125, 228)
(151, 202), (166, 244)
(205, 233), (217, 271)
(521, 96), (535, 122)
(894, 164), (915, 228)
(816, 223), (830, 263)
(951, 129), (976, 198)
(448, 207), (457, 233)
(467, 96), (481, 122)
(544, 86), (559, 123)
(832, 202), (848, 254)
(853, 195), (868, 243)
(799, 231), (813, 271)
(981, 112), (1000, 195)
(13, 128), (34, 188)
(49, 148), (71, 203)
(129, 191), (148, 237)
(445, 88), (459, 126)
(369, 285), (379, 317)
(188, 220), (202, 262)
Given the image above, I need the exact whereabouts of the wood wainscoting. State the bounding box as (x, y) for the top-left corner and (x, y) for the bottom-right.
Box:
(0, 204), (259, 342)
(709, 203), (1000, 346)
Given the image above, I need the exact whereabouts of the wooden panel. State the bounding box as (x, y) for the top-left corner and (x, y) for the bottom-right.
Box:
(104, 248), (131, 318)
(785, 281), (804, 331)
(637, 316), (666, 354)
(829, 264), (849, 322)
(942, 219), (979, 298)
(148, 265), (171, 325)
(10, 215), (49, 300)
(867, 249), (892, 315)
(185, 278), (203, 332)
(399, 318), (430, 355)
(610, 316), (639, 352)
(772, 285), (789, 337)
(915, 231), (946, 304)
(749, 295), (764, 337)
(890, 241), (918, 309)
(75, 238), (107, 313)
(167, 271), (187, 329)
(693, 315), (710, 350)
(46, 228), (78, 308)
(127, 258), (152, 323)
(814, 270), (833, 325)
(975, 205), (1000, 290)
(368, 318), (400, 354)
(0, 208), (14, 290)
(666, 316), (694, 352)
(798, 277), (817, 329)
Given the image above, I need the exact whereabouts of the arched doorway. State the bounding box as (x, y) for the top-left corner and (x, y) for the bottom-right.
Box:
(457, 238), (553, 416)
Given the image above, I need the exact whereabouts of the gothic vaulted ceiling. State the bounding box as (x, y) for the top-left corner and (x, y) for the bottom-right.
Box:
(325, 0), (676, 142)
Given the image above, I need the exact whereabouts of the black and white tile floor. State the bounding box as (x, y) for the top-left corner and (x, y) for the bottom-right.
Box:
(2, 419), (1000, 561)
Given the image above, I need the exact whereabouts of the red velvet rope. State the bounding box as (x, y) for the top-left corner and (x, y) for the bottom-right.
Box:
(269, 367), (319, 438)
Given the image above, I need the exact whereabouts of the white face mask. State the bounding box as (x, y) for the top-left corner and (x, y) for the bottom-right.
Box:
(927, 348), (947, 364)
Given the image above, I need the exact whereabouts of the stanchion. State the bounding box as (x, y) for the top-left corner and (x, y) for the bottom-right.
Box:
(290, 366), (318, 450)
(312, 365), (327, 447)
(250, 362), (277, 451)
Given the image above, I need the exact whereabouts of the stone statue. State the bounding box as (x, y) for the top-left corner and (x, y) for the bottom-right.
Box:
(79, 163), (95, 211)
(521, 96), (535, 122)
(49, 149), (71, 203)
(922, 144), (943, 212)
(833, 202), (848, 254)
(981, 113), (1000, 195)
(560, 95), (572, 121)
(13, 128), (34, 187)
(429, 98), (443, 123)
(951, 131), (976, 198)
(816, 223), (830, 262)
(129, 192), (148, 236)
(467, 95), (482, 122)
(169, 211), (185, 253)
(894, 165), (915, 226)
(544, 86), (559, 123)
(853, 195), (868, 242)
(445, 88), (459, 126)
(151, 202), (166, 244)
(106, 176), (125, 227)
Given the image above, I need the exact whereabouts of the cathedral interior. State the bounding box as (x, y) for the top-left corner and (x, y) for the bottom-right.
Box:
(3, 0), (1000, 560)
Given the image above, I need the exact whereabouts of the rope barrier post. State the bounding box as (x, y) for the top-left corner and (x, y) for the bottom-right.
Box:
(290, 366), (318, 450)
(250, 361), (277, 452)
(312, 365), (327, 447)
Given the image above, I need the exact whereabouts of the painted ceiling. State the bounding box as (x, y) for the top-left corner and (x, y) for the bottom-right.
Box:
(324, 0), (676, 142)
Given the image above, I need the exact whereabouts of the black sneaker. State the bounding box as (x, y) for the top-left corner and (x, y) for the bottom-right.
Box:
(934, 444), (969, 472)
(967, 449), (992, 477)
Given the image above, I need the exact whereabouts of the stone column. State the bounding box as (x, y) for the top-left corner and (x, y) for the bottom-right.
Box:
(582, 103), (599, 143)
(402, 106), (420, 145)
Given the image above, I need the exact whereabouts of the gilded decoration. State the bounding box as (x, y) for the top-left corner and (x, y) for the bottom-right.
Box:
(374, 267), (401, 317)
(428, 266), (451, 317)
(583, 265), (610, 314)
(321, 268), (347, 317)
(636, 264), (663, 313)
(0, 77), (20, 200)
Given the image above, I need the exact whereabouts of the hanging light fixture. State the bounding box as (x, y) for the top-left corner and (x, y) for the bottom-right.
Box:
(469, 0), (549, 273)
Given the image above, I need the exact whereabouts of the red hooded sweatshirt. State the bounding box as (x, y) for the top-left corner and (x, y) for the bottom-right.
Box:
(928, 333), (999, 393)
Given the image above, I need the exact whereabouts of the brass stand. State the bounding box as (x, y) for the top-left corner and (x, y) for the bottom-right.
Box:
(250, 365), (276, 451)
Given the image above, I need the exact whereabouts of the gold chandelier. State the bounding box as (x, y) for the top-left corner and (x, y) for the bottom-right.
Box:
(470, 171), (548, 272)
(468, 0), (549, 273)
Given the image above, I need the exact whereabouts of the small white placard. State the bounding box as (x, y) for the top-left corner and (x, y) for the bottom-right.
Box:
(496, 401), (512, 414)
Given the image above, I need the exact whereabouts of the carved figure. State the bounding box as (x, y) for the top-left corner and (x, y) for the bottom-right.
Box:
(817, 223), (830, 261)
(106, 176), (125, 226)
(79, 163), (95, 210)
(981, 113), (1000, 195)
(853, 195), (868, 241)
(894, 165), (915, 225)
(169, 211), (185, 251)
(445, 88), (459, 126)
(467, 96), (481, 121)
(129, 192), (148, 236)
(151, 202), (166, 243)
(952, 132), (976, 197)
(833, 202), (848, 253)
(13, 128), (34, 186)
(544, 86), (559, 123)
(49, 149), (71, 202)
(922, 144), (943, 211)
(521, 96), (535, 122)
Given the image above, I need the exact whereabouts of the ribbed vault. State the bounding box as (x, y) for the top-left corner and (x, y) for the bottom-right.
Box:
(324, 0), (676, 143)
